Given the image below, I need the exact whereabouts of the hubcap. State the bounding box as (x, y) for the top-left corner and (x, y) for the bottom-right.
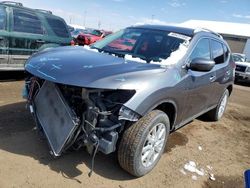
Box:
(141, 123), (166, 168)
(218, 94), (228, 119)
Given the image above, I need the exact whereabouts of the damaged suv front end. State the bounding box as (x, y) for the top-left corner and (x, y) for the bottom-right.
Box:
(26, 78), (137, 157)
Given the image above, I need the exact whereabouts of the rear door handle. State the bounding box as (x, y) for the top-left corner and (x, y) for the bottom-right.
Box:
(210, 75), (216, 82)
(36, 39), (45, 43)
(225, 70), (231, 76)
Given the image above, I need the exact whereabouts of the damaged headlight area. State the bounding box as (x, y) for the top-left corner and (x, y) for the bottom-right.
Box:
(119, 106), (140, 122)
(25, 76), (137, 158)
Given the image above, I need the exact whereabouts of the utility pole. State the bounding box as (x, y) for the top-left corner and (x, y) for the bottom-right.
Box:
(83, 10), (87, 27)
(98, 20), (101, 29)
(151, 14), (155, 23)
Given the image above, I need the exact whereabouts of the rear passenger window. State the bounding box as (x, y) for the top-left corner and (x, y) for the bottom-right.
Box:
(189, 38), (210, 61)
(211, 40), (224, 64)
(223, 44), (229, 61)
(0, 6), (6, 30)
(13, 9), (45, 34)
(46, 17), (70, 38)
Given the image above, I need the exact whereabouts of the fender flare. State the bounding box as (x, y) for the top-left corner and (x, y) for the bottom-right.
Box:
(142, 99), (178, 129)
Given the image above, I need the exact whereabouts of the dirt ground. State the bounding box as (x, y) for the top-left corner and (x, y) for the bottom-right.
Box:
(0, 73), (249, 188)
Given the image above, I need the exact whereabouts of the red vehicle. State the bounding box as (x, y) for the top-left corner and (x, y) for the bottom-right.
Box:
(105, 38), (136, 51)
(75, 29), (112, 45)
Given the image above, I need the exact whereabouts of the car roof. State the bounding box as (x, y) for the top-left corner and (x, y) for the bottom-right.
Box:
(0, 1), (62, 20)
(130, 24), (195, 36)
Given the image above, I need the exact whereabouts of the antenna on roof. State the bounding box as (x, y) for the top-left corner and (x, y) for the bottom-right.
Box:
(34, 9), (52, 14)
(1, 1), (23, 6)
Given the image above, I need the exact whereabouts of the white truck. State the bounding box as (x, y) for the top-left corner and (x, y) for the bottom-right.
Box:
(233, 53), (250, 82)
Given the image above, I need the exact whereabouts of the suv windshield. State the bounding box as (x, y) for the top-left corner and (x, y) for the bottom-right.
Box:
(91, 28), (190, 62)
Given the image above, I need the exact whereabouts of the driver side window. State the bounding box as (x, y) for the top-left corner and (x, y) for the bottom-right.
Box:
(189, 38), (211, 61)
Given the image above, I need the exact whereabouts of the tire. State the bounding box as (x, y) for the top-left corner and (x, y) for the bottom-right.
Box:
(207, 89), (229, 121)
(118, 110), (170, 177)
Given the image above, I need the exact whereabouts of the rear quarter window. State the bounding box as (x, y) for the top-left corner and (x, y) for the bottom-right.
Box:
(46, 17), (70, 38)
(223, 44), (229, 61)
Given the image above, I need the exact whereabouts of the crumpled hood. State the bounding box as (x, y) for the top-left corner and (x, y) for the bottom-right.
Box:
(25, 46), (166, 89)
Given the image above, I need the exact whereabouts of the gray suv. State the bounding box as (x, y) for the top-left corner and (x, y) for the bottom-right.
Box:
(23, 25), (234, 177)
(0, 1), (71, 70)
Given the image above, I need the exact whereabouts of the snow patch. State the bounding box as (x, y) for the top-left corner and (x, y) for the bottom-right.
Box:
(206, 165), (213, 170)
(198, 146), (203, 151)
(83, 45), (99, 52)
(192, 175), (198, 181)
(124, 55), (147, 63)
(184, 161), (205, 176)
(159, 43), (188, 66)
(209, 173), (216, 181)
(180, 169), (187, 175)
(181, 161), (216, 182)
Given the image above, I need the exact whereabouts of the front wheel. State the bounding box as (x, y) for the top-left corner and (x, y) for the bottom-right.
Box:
(118, 110), (170, 177)
(207, 89), (229, 121)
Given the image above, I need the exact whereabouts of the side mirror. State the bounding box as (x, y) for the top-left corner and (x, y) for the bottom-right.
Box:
(189, 58), (215, 72)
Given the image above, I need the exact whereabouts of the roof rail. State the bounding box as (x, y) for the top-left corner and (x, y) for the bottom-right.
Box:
(194, 28), (223, 39)
(1, 1), (23, 6)
(34, 9), (52, 14)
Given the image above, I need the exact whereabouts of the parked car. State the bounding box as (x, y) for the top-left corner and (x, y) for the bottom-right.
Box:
(232, 53), (250, 82)
(0, 1), (72, 71)
(71, 28), (86, 39)
(75, 28), (112, 45)
(67, 24), (86, 38)
(23, 25), (234, 177)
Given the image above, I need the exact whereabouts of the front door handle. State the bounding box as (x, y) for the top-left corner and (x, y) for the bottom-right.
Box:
(210, 75), (216, 82)
(36, 39), (45, 43)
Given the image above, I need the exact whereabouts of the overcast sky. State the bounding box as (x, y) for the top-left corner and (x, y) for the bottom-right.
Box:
(11, 0), (250, 30)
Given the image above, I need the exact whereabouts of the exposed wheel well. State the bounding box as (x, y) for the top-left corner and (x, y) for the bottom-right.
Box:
(227, 85), (233, 96)
(154, 102), (176, 130)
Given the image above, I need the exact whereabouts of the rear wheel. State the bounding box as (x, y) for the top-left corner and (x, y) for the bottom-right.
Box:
(207, 89), (229, 121)
(118, 110), (170, 177)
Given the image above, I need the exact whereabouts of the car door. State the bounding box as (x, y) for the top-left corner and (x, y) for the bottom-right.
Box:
(8, 7), (47, 69)
(0, 5), (9, 69)
(209, 40), (231, 105)
(181, 38), (216, 122)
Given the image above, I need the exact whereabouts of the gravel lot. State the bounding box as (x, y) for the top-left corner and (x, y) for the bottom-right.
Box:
(0, 73), (249, 188)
